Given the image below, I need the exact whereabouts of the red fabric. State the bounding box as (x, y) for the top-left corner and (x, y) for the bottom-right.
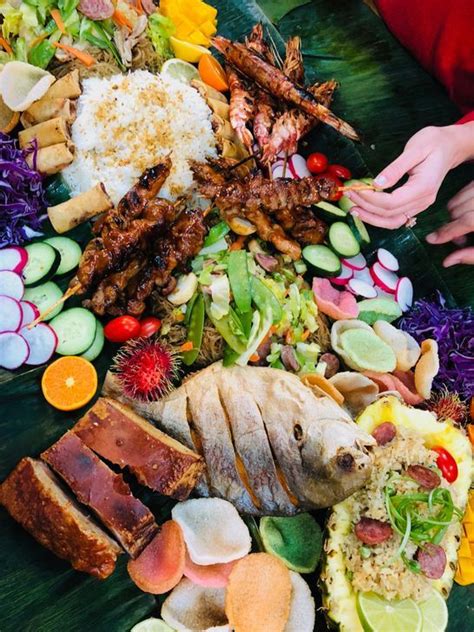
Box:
(375, 0), (474, 118)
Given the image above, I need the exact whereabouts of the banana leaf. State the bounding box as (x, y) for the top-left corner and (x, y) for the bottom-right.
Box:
(0, 1), (472, 631)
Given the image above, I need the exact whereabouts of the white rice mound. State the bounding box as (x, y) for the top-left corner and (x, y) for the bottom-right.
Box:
(63, 70), (217, 205)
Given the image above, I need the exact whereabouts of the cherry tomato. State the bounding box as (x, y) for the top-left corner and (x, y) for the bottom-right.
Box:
(326, 163), (352, 180)
(306, 152), (328, 174)
(139, 316), (162, 338)
(319, 172), (343, 201)
(104, 315), (141, 343)
(432, 446), (458, 483)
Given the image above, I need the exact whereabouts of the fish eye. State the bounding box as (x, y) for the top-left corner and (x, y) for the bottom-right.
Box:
(293, 424), (303, 441)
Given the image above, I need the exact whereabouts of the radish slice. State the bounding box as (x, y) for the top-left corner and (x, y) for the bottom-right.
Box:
(0, 332), (29, 369)
(347, 279), (378, 299)
(342, 253), (367, 271)
(376, 288), (396, 300)
(377, 248), (399, 272)
(287, 154), (311, 179)
(395, 276), (413, 312)
(272, 160), (296, 180)
(0, 270), (24, 300)
(20, 323), (57, 365)
(370, 262), (398, 293)
(20, 300), (40, 328)
(353, 266), (374, 286)
(0, 296), (22, 332)
(330, 264), (353, 286)
(0, 247), (28, 274)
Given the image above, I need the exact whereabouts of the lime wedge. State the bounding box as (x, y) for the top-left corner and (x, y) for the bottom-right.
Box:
(160, 58), (200, 84)
(419, 589), (448, 632)
(357, 592), (422, 632)
(130, 618), (174, 632)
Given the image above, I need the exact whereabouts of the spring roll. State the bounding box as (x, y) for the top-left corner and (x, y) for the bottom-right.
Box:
(44, 69), (81, 99)
(48, 184), (113, 234)
(21, 98), (76, 128)
(19, 117), (70, 150)
(26, 142), (75, 175)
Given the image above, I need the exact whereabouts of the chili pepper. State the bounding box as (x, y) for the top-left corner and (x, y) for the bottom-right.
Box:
(228, 250), (251, 314)
(182, 293), (205, 366)
(432, 446), (458, 483)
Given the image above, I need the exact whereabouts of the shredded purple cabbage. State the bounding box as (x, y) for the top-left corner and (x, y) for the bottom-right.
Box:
(399, 292), (474, 400)
(0, 133), (47, 248)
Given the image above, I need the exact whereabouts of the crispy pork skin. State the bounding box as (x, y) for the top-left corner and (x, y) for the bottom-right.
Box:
(0, 458), (121, 578)
(42, 432), (158, 557)
(73, 398), (204, 500)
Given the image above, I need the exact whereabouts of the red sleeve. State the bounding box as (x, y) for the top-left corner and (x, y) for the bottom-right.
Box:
(456, 112), (474, 125)
(375, 0), (474, 116)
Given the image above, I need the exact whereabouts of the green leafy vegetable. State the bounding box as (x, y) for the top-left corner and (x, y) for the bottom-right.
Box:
(147, 12), (175, 61)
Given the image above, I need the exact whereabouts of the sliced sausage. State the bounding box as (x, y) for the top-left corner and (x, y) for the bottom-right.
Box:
(78, 0), (114, 20)
(254, 253), (279, 273)
(320, 352), (340, 379)
(354, 517), (393, 546)
(406, 464), (440, 490)
(415, 543), (446, 579)
(372, 422), (396, 446)
(281, 345), (300, 372)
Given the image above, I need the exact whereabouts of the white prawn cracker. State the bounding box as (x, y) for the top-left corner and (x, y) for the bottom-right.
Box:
(0, 62), (55, 111)
(284, 572), (315, 632)
(171, 498), (251, 565)
(373, 320), (421, 372)
(161, 578), (230, 631)
(415, 339), (440, 399)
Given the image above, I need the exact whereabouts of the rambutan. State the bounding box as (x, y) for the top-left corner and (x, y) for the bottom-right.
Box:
(426, 388), (468, 425)
(112, 337), (180, 402)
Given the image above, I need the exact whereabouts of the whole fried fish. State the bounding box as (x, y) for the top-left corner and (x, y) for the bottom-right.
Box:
(104, 363), (374, 516)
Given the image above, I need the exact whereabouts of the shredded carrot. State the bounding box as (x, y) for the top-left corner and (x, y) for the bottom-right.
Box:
(174, 312), (185, 322)
(50, 9), (67, 35)
(300, 329), (310, 341)
(285, 329), (293, 345)
(112, 9), (133, 30)
(29, 33), (49, 49)
(135, 0), (144, 14)
(180, 341), (194, 352)
(0, 37), (12, 55)
(52, 42), (95, 67)
(269, 325), (278, 335)
(468, 425), (474, 447)
(229, 235), (246, 251)
(249, 353), (260, 363)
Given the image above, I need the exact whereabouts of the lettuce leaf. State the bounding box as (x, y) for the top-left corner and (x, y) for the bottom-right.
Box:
(147, 12), (174, 61)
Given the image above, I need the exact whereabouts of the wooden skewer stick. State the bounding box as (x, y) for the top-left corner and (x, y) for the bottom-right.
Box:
(337, 184), (382, 193)
(27, 284), (82, 329)
(202, 204), (214, 218)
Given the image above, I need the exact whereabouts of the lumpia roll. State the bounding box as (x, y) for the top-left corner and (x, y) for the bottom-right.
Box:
(48, 184), (114, 234)
(44, 69), (81, 99)
(26, 142), (75, 175)
(21, 98), (76, 127)
(19, 117), (70, 149)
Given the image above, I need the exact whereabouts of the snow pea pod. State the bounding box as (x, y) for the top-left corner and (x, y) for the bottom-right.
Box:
(204, 295), (247, 354)
(251, 277), (282, 324)
(228, 250), (251, 314)
(203, 221), (230, 248)
(182, 293), (205, 366)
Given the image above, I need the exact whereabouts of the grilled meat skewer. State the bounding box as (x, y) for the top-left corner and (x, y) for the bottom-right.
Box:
(212, 36), (359, 141)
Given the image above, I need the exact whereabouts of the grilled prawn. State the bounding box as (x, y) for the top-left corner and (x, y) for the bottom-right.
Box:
(283, 36), (304, 85)
(226, 66), (256, 153)
(213, 36), (359, 141)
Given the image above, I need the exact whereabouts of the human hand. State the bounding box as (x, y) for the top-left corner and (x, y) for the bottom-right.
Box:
(426, 181), (474, 267)
(346, 124), (474, 229)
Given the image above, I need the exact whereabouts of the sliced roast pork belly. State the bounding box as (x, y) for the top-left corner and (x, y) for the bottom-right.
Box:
(72, 398), (204, 500)
(42, 432), (158, 557)
(0, 458), (121, 579)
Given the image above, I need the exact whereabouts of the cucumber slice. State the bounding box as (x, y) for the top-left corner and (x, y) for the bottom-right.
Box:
(302, 245), (341, 277)
(50, 308), (97, 355)
(340, 328), (396, 372)
(81, 320), (104, 361)
(23, 281), (64, 321)
(44, 237), (82, 276)
(347, 214), (371, 247)
(328, 222), (360, 258)
(23, 242), (61, 287)
(314, 201), (347, 222)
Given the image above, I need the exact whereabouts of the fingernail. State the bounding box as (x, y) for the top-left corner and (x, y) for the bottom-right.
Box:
(346, 192), (353, 200)
(443, 258), (459, 268)
(374, 175), (387, 187)
(426, 232), (438, 243)
(350, 208), (360, 217)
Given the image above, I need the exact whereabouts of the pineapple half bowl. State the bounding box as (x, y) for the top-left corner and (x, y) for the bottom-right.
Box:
(320, 395), (473, 632)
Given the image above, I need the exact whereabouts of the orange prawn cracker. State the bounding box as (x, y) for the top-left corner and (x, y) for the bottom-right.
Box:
(225, 553), (292, 632)
(127, 520), (185, 594)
